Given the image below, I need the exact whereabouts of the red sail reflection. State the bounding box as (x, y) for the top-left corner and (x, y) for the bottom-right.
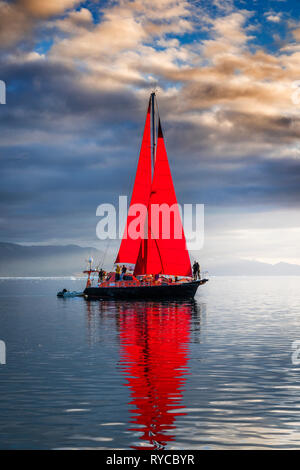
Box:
(119, 302), (191, 450)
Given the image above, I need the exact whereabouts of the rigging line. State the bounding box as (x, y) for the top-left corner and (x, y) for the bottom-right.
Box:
(189, 251), (196, 264)
(153, 237), (164, 274)
(154, 91), (160, 136)
(99, 236), (111, 270)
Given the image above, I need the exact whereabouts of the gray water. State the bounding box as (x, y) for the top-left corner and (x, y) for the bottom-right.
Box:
(0, 277), (300, 449)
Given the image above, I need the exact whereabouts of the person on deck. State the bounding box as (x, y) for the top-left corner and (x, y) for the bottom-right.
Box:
(121, 265), (127, 280)
(115, 264), (121, 281)
(193, 261), (200, 280)
(98, 268), (104, 282)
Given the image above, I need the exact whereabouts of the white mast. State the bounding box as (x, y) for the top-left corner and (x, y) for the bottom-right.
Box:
(150, 92), (156, 168)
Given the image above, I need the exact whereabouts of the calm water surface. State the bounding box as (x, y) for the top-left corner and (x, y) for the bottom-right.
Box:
(0, 277), (300, 449)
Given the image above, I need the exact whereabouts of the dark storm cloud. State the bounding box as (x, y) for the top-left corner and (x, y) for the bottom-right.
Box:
(0, 0), (300, 248)
(0, 57), (144, 131)
(1, 50), (300, 245)
(0, 55), (149, 244)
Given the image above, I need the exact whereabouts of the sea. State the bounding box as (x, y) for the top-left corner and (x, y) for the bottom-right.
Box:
(0, 276), (300, 450)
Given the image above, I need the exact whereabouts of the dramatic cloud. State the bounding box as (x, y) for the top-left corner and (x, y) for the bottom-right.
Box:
(0, 1), (33, 47)
(19, 0), (81, 17)
(0, 0), (81, 48)
(1, 0), (300, 266)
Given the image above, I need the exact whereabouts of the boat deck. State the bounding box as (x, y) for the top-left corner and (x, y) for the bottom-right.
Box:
(84, 279), (208, 300)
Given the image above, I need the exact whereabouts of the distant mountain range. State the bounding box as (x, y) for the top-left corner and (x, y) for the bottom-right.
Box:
(207, 258), (300, 276)
(1, 242), (300, 276)
(0, 242), (102, 277)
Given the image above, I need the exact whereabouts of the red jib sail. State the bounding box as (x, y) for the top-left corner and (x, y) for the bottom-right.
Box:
(134, 119), (192, 277)
(115, 100), (152, 265)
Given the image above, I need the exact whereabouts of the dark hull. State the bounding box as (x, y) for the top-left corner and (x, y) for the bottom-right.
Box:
(84, 279), (208, 300)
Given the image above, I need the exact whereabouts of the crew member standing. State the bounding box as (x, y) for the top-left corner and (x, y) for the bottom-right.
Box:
(121, 265), (127, 280)
(193, 261), (200, 280)
(197, 263), (201, 280)
(115, 264), (121, 281)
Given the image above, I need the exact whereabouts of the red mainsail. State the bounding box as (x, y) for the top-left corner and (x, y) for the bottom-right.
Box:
(134, 120), (192, 277)
(115, 100), (152, 264)
(117, 96), (192, 277)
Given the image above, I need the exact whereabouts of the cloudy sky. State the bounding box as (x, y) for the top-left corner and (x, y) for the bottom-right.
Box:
(1, 0), (300, 269)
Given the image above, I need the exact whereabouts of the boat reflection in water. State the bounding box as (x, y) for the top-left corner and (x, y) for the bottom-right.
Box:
(118, 301), (195, 450)
(84, 299), (202, 449)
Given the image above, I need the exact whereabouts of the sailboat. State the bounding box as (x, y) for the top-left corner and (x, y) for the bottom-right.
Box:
(84, 92), (208, 300)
